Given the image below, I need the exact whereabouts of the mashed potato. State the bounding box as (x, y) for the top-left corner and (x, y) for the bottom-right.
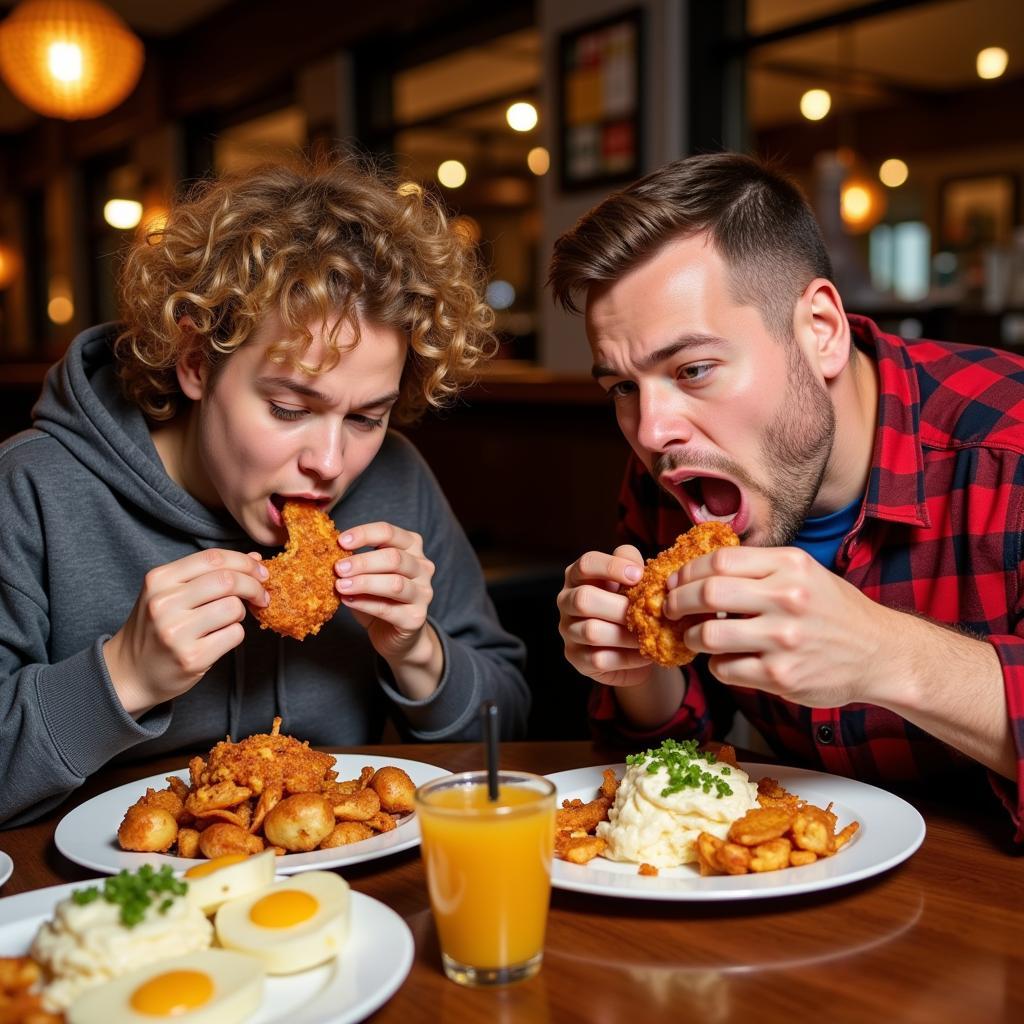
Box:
(31, 876), (212, 1011)
(597, 742), (759, 868)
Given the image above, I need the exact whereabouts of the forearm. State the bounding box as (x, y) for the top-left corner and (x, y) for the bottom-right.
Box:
(385, 624), (445, 701)
(872, 608), (1016, 780)
(614, 664), (687, 732)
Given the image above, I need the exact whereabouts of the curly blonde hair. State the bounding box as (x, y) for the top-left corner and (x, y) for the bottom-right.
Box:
(115, 155), (496, 424)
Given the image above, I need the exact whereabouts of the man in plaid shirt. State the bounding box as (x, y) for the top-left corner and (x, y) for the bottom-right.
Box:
(548, 152), (1022, 839)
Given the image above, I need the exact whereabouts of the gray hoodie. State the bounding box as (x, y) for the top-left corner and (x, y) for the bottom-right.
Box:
(0, 324), (529, 826)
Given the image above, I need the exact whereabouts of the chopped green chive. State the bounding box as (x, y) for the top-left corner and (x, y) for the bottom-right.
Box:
(626, 738), (734, 799)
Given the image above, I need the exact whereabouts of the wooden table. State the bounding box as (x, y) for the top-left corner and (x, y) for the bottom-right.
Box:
(2, 741), (1022, 1022)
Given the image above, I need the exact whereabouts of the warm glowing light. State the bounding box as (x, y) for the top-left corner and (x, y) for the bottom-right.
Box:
(437, 159), (467, 189)
(840, 175), (886, 233)
(47, 41), (82, 82)
(48, 295), (73, 323)
(976, 46), (1008, 80)
(0, 0), (144, 120)
(506, 101), (538, 132)
(103, 198), (142, 229)
(879, 158), (909, 188)
(799, 88), (831, 121)
(527, 146), (550, 175)
(0, 244), (22, 289)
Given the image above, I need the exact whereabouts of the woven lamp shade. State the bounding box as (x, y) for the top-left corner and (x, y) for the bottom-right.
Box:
(0, 0), (143, 120)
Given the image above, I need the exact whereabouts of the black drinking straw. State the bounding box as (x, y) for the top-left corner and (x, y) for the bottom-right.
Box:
(480, 700), (500, 801)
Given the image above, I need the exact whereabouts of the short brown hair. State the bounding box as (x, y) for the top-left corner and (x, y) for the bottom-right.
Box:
(548, 152), (834, 339)
(115, 155), (496, 424)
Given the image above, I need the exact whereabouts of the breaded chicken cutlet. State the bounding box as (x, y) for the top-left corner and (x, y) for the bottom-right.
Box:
(253, 501), (350, 641)
(624, 521), (740, 667)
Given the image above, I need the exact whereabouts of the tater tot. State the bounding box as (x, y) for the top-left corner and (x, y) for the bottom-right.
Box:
(263, 792), (335, 851)
(369, 766), (415, 814)
(117, 804), (178, 853)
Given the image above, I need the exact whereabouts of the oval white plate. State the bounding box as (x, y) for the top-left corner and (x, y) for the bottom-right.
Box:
(0, 879), (413, 1024)
(56, 754), (447, 876)
(0, 851), (12, 888)
(546, 761), (925, 901)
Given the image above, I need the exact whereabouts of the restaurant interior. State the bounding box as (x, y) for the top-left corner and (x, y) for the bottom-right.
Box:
(0, 0), (1022, 738)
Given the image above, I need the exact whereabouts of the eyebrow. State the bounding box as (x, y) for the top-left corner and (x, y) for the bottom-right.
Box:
(256, 376), (400, 409)
(591, 334), (728, 380)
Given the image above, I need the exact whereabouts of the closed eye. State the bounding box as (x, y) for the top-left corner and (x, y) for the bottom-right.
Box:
(269, 402), (307, 422)
(348, 413), (385, 430)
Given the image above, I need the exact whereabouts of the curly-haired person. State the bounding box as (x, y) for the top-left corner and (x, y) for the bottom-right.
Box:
(0, 158), (529, 826)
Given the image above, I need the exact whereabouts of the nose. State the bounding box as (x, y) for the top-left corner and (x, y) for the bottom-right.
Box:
(298, 418), (345, 481)
(634, 381), (694, 453)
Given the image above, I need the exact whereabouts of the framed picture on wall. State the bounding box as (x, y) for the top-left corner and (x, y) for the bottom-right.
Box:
(557, 8), (644, 192)
(940, 173), (1018, 249)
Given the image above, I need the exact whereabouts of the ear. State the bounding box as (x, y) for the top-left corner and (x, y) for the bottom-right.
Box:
(794, 278), (850, 382)
(174, 317), (207, 400)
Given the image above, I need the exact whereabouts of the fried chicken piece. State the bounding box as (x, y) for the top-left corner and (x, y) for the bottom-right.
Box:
(253, 501), (351, 641)
(198, 822), (264, 858)
(0, 957), (62, 1024)
(756, 777), (805, 812)
(556, 796), (612, 833)
(728, 806), (795, 846)
(195, 716), (336, 796)
(696, 832), (726, 876)
(177, 828), (200, 859)
(624, 522), (740, 667)
(749, 837), (792, 873)
(598, 768), (619, 802)
(554, 830), (607, 864)
(791, 805), (838, 856)
(638, 863), (659, 877)
(331, 787), (381, 822)
(320, 821), (375, 848)
(184, 781), (252, 818)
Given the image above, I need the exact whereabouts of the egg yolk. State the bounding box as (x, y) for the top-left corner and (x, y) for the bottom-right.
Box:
(184, 853), (250, 879)
(249, 889), (319, 928)
(130, 970), (213, 1015)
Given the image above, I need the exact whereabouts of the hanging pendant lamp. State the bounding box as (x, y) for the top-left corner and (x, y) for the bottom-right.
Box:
(0, 0), (144, 121)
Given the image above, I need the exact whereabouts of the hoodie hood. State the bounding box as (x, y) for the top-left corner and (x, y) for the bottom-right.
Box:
(32, 322), (247, 544)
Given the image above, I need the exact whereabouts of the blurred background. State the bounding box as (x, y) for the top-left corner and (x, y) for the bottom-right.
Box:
(0, 0), (1020, 735)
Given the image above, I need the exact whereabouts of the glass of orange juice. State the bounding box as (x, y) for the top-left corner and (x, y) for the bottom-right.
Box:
(415, 770), (556, 986)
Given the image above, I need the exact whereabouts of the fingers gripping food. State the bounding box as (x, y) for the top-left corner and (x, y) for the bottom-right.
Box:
(253, 501), (351, 641)
(624, 521), (740, 667)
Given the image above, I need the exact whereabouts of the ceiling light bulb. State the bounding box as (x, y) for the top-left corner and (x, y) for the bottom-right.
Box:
(976, 46), (1008, 80)
(506, 101), (538, 132)
(104, 198), (142, 229)
(799, 88), (831, 121)
(879, 159), (909, 188)
(437, 160), (467, 189)
(47, 41), (83, 82)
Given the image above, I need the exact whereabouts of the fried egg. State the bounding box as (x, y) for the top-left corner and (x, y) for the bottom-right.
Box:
(66, 949), (263, 1024)
(214, 871), (350, 974)
(183, 849), (277, 915)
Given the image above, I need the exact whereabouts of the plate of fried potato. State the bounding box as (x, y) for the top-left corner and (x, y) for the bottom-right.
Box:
(546, 762), (925, 901)
(56, 752), (448, 878)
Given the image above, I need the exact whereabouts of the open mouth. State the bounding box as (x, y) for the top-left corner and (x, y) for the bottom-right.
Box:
(674, 475), (747, 531)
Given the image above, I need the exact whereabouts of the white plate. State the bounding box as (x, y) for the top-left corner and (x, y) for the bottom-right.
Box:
(0, 851), (12, 888)
(0, 879), (412, 1024)
(56, 754), (448, 876)
(547, 762), (925, 901)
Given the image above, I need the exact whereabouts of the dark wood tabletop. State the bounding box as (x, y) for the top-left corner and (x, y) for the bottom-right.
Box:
(1, 741), (1022, 1022)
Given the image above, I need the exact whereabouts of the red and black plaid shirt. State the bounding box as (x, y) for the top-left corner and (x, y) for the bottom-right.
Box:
(594, 315), (1024, 840)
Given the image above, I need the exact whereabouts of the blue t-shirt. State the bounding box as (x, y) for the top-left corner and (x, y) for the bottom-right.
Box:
(791, 498), (861, 570)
